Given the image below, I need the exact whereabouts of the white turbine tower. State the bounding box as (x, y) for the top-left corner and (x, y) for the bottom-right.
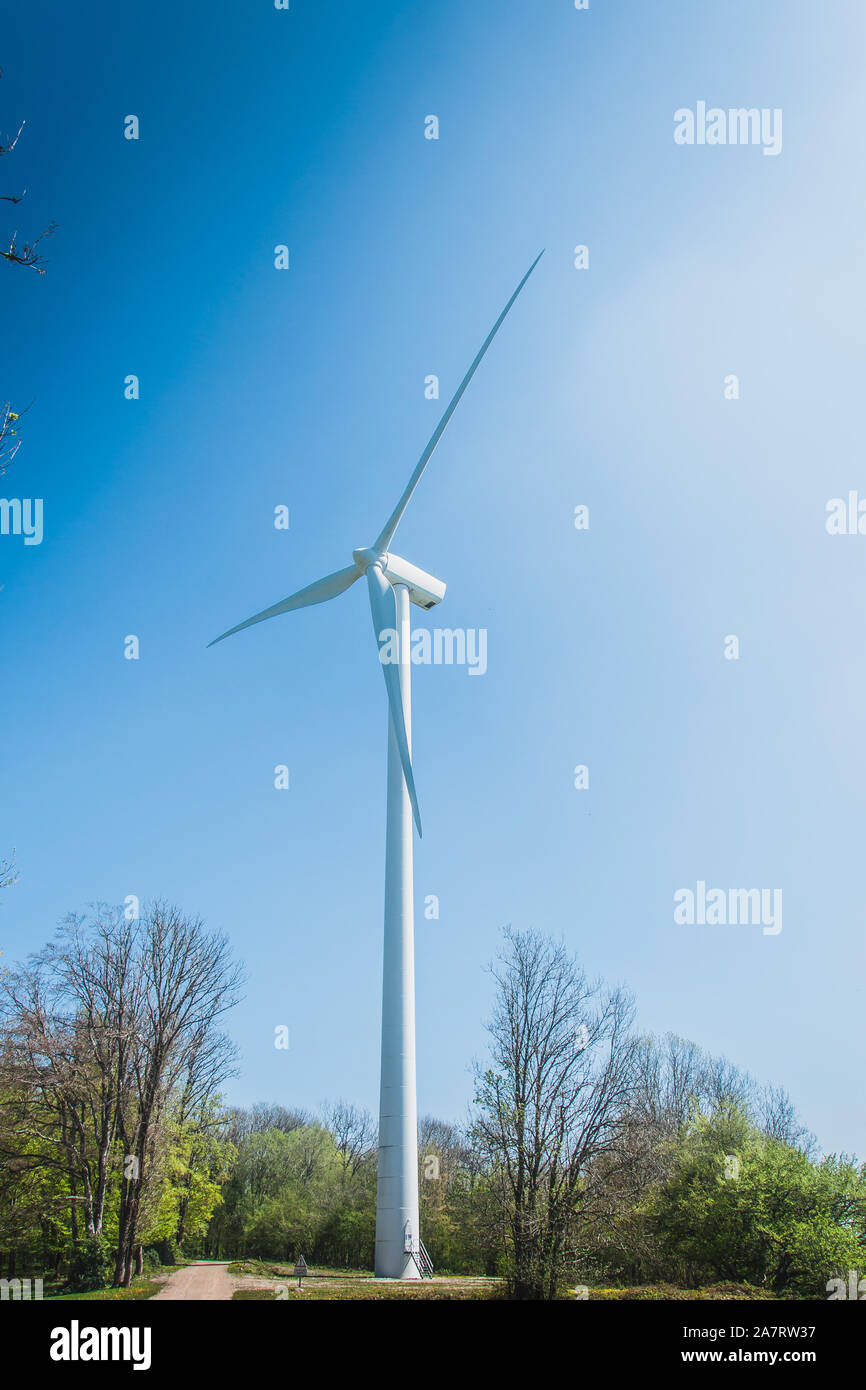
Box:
(209, 252), (542, 1278)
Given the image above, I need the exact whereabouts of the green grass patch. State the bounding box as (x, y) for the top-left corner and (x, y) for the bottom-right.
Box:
(45, 1265), (185, 1302)
(227, 1262), (789, 1301)
(229, 1264), (505, 1301)
(559, 1281), (782, 1301)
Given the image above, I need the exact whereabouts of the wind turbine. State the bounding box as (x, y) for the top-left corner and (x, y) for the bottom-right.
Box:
(209, 251), (543, 1278)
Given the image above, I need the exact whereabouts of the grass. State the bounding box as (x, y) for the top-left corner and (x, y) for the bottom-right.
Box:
(30, 1257), (792, 1302)
(575, 1282), (781, 1301)
(228, 1261), (505, 1301)
(227, 1260), (786, 1301)
(44, 1265), (185, 1302)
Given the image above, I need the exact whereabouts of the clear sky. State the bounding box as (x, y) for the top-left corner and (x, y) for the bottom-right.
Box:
(2, 0), (864, 1157)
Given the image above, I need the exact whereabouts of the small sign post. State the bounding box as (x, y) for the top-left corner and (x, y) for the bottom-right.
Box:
(293, 1255), (308, 1289)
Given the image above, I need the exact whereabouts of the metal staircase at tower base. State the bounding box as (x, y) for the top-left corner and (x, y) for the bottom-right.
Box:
(415, 1240), (434, 1279)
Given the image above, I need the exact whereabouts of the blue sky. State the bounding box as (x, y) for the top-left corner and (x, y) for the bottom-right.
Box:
(2, 0), (864, 1156)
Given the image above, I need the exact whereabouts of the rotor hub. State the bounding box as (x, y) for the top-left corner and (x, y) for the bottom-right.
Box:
(352, 547), (385, 573)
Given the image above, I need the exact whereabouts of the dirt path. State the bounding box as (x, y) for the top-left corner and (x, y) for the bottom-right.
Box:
(151, 1261), (247, 1301)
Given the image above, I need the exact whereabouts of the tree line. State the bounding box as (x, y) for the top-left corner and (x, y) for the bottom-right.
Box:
(1, 912), (863, 1298)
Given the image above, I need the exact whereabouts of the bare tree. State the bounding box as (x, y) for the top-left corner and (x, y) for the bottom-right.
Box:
(0, 902), (244, 1285)
(577, 1035), (709, 1282)
(0, 909), (140, 1242)
(473, 927), (637, 1299)
(1, 70), (55, 492)
(629, 1034), (813, 1153)
(112, 902), (244, 1285)
(0, 851), (17, 892)
(1, 74), (56, 274)
(323, 1100), (376, 1178)
(757, 1082), (815, 1155)
(419, 1114), (478, 1181)
(222, 1103), (310, 1149)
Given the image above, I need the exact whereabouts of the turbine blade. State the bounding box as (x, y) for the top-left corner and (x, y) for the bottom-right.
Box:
(373, 250), (544, 552)
(366, 565), (422, 837)
(208, 564), (360, 647)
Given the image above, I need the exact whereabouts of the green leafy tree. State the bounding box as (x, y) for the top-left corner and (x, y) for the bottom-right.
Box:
(647, 1106), (866, 1294)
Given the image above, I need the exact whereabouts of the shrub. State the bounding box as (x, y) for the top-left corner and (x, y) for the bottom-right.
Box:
(67, 1235), (111, 1292)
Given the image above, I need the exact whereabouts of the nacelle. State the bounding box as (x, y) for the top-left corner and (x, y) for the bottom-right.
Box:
(382, 553), (446, 610)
